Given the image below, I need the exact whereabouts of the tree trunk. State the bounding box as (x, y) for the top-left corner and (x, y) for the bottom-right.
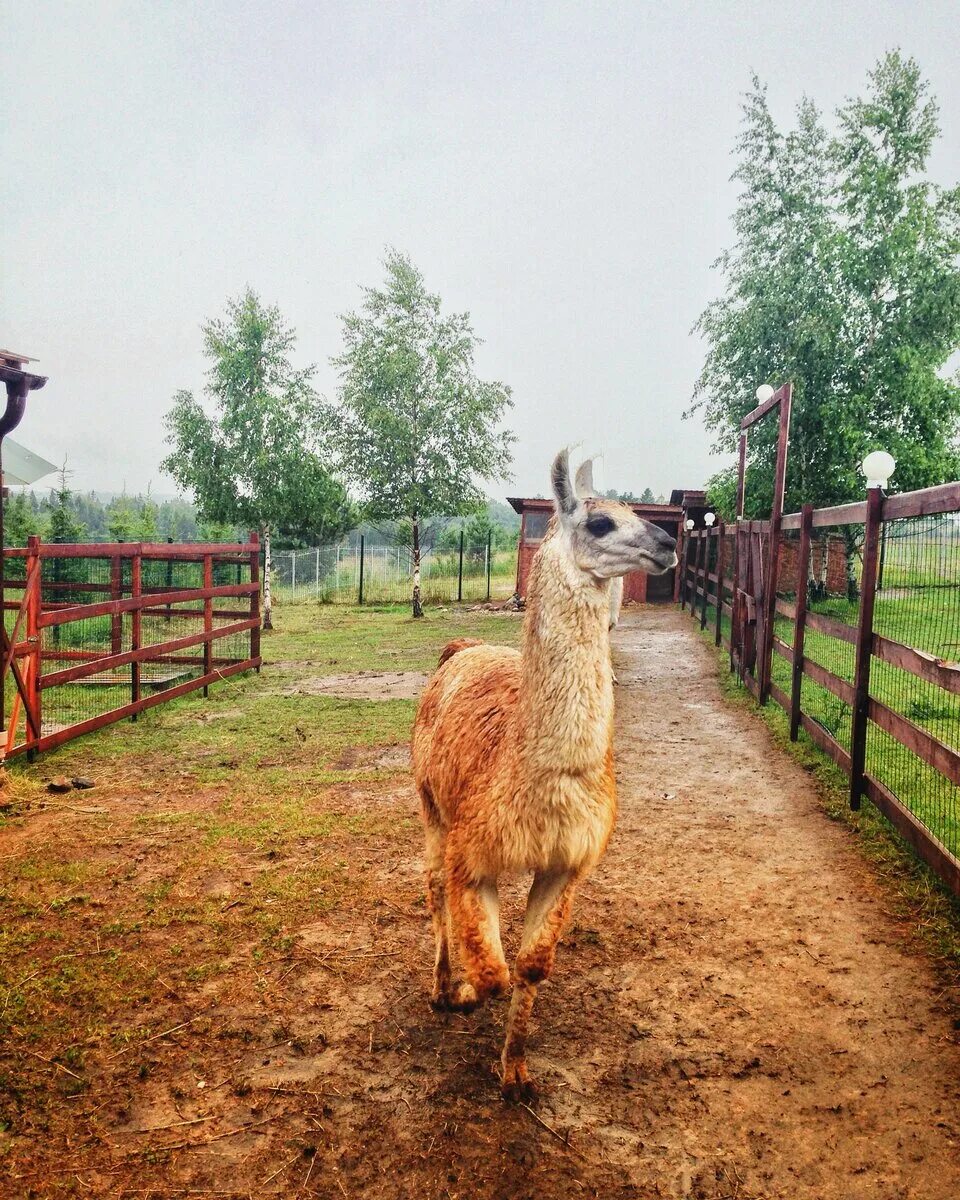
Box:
(412, 514), (423, 618)
(262, 524), (273, 630)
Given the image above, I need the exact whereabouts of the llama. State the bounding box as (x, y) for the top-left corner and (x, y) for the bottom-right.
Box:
(574, 459), (623, 632)
(411, 449), (677, 1099)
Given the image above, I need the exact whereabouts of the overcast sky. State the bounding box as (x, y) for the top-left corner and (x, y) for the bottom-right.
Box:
(3, 1), (958, 503)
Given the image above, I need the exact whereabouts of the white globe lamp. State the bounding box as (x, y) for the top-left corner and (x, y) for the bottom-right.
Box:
(703, 512), (716, 527)
(684, 518), (695, 531)
(861, 450), (896, 490)
(755, 383), (775, 404)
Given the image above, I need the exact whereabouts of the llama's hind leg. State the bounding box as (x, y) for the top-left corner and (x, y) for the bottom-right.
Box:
(445, 861), (510, 1013)
(423, 824), (454, 1010)
(501, 867), (580, 1101)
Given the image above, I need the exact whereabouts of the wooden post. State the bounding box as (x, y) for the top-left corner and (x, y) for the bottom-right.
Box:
(486, 529), (492, 601)
(789, 505), (813, 741)
(693, 534), (705, 622)
(759, 384), (792, 703)
(110, 553), (123, 656)
(730, 432), (747, 672)
(358, 534), (365, 605)
(714, 522), (725, 646)
(202, 553), (213, 698)
(679, 531), (691, 610)
(850, 487), (883, 811)
(130, 548), (142, 720)
(24, 536), (42, 760)
(700, 531), (711, 630)
(457, 529), (464, 603)
(249, 532), (261, 670)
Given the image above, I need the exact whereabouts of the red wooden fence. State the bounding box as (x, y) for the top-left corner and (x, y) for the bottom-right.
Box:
(1, 536), (261, 760)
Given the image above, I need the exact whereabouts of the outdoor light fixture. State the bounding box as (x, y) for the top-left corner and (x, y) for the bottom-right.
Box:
(684, 518), (695, 531)
(861, 450), (896, 490)
(755, 383), (775, 404)
(703, 512), (716, 527)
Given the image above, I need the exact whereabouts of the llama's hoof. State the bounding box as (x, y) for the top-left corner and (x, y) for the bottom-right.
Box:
(431, 982), (478, 1014)
(500, 1060), (538, 1104)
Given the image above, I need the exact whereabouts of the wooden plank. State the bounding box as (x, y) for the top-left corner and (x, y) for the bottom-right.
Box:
(769, 680), (790, 712)
(759, 384), (791, 704)
(862, 774), (960, 898)
(872, 634), (960, 696)
(775, 597), (797, 620)
(715, 522), (725, 647)
(881, 481), (960, 521)
(798, 712), (852, 772)
(772, 636), (793, 661)
(805, 610), (858, 646)
(40, 583), (257, 628)
(41, 618), (260, 688)
(811, 501), (867, 528)
(868, 698), (960, 789)
(740, 382), (789, 430)
(27, 541), (258, 560)
(781, 511), (802, 531)
(9, 658), (262, 757)
(850, 487), (882, 810)
(803, 658), (856, 705)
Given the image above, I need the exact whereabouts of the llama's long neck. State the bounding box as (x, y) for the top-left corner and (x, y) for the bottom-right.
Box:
(520, 536), (614, 776)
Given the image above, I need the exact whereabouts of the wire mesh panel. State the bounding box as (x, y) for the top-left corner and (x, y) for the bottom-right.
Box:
(271, 540), (518, 606)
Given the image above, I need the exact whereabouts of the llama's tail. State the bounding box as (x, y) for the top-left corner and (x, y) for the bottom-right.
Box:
(437, 638), (484, 668)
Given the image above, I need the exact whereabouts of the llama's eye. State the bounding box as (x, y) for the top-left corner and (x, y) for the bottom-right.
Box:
(586, 514), (615, 537)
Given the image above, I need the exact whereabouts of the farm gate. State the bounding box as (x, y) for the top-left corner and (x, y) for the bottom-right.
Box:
(1, 537), (262, 760)
(680, 447), (960, 899)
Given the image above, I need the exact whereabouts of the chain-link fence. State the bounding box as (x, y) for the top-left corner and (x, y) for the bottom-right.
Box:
(270, 537), (518, 605)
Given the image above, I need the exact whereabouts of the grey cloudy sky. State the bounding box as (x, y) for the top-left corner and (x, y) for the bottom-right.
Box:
(3, 1), (958, 502)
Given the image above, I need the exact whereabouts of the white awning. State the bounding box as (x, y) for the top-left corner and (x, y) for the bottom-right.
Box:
(1, 438), (58, 486)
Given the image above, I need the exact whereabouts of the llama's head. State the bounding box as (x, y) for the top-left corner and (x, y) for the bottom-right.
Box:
(550, 449), (678, 580)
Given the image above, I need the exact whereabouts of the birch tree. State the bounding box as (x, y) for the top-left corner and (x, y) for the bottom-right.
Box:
(162, 289), (354, 628)
(330, 251), (514, 617)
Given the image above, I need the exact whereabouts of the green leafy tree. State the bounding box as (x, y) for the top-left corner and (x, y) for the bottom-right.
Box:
(107, 495), (138, 542)
(48, 467), (86, 543)
(693, 52), (960, 522)
(330, 251), (514, 616)
(4, 491), (47, 545)
(162, 288), (356, 627)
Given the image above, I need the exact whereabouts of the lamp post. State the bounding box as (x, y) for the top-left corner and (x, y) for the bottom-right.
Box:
(861, 451), (895, 590)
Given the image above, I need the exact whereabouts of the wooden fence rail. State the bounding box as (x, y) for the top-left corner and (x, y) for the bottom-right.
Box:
(1, 536), (261, 761)
(679, 486), (960, 899)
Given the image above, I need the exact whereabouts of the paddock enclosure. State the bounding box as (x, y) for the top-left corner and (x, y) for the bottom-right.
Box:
(682, 480), (960, 900)
(1, 537), (261, 759)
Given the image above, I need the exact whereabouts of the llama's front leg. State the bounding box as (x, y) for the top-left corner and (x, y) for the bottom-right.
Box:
(501, 867), (580, 1101)
(445, 864), (510, 1012)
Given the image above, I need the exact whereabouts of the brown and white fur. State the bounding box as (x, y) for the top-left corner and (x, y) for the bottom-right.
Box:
(411, 449), (677, 1099)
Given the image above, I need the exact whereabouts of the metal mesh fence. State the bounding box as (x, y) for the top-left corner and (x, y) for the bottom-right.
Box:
(271, 540), (518, 605)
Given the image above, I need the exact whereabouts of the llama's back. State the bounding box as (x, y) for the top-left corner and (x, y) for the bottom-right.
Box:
(412, 641), (522, 828)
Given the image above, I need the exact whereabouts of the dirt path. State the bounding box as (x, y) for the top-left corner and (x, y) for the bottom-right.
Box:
(7, 609), (960, 1198)
(304, 608), (960, 1199)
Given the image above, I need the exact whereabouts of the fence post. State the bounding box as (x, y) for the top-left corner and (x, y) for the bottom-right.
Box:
(23, 536), (43, 760)
(290, 549), (296, 601)
(457, 530), (464, 603)
(789, 505), (813, 741)
(486, 529), (492, 602)
(700, 531), (711, 631)
(166, 537), (174, 620)
(130, 546), (142, 720)
(202, 553), (213, 698)
(249, 531), (261, 670)
(110, 553), (123, 656)
(679, 531), (692, 610)
(358, 534), (365, 605)
(758, 385), (792, 704)
(714, 523), (725, 646)
(849, 486), (883, 811)
(692, 534), (705, 620)
(315, 546), (320, 597)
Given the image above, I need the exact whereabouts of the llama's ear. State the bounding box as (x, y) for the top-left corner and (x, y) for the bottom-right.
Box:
(551, 449), (578, 517)
(574, 458), (595, 499)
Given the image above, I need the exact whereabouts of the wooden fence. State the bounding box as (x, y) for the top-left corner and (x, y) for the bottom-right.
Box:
(680, 482), (960, 898)
(1, 536), (261, 760)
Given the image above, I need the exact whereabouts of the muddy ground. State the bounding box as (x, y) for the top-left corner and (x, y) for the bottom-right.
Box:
(4, 608), (960, 1199)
